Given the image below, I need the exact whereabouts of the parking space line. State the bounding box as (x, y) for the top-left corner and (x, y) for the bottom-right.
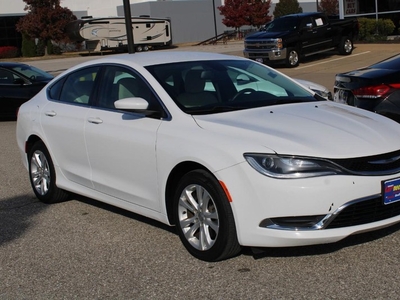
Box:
(296, 51), (371, 69)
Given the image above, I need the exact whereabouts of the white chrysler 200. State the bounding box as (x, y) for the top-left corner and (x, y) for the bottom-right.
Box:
(16, 52), (400, 261)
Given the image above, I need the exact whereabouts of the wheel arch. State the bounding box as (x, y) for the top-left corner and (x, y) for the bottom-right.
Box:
(25, 135), (44, 156)
(165, 161), (211, 225)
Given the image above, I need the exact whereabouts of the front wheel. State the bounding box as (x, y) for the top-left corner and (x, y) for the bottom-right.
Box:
(338, 37), (353, 55)
(28, 141), (69, 204)
(285, 48), (300, 68)
(173, 170), (241, 261)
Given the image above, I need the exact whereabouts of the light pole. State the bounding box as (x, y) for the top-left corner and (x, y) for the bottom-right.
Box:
(316, 0), (319, 12)
(123, 0), (135, 53)
(212, 0), (218, 42)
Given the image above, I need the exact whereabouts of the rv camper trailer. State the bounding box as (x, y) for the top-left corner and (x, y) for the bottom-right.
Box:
(67, 16), (172, 53)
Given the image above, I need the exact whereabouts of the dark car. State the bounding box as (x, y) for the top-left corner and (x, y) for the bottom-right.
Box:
(333, 54), (400, 122)
(0, 62), (54, 120)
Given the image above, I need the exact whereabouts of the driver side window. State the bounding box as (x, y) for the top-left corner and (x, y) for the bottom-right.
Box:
(0, 69), (16, 84)
(97, 66), (159, 111)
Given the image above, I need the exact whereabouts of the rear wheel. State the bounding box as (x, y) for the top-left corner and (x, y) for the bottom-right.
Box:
(28, 141), (69, 204)
(173, 170), (241, 261)
(285, 48), (300, 68)
(338, 37), (353, 55)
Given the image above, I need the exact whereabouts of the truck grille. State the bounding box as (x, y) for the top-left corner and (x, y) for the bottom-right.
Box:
(245, 40), (277, 50)
(326, 196), (400, 229)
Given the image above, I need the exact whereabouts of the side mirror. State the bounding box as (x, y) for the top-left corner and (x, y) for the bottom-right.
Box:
(14, 78), (25, 85)
(114, 97), (164, 119)
(236, 74), (252, 85)
(114, 97), (149, 111)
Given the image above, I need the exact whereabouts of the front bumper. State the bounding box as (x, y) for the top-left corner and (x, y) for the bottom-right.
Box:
(216, 161), (400, 247)
(243, 48), (287, 62)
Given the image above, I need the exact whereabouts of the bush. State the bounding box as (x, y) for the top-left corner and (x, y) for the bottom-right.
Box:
(357, 17), (395, 42)
(21, 34), (37, 57)
(377, 19), (396, 36)
(0, 46), (19, 58)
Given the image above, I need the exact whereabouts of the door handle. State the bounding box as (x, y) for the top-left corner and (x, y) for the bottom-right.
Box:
(44, 111), (56, 117)
(87, 117), (103, 124)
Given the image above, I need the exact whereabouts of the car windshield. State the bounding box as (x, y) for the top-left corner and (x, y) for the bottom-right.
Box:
(146, 59), (319, 114)
(12, 65), (54, 81)
(263, 17), (299, 32)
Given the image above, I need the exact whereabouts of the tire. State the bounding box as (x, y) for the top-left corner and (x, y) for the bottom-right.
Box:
(338, 37), (353, 55)
(136, 46), (143, 52)
(173, 170), (241, 261)
(285, 48), (300, 68)
(28, 141), (69, 204)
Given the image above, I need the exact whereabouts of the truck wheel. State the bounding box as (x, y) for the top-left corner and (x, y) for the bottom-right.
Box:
(338, 37), (353, 55)
(136, 46), (143, 52)
(285, 48), (299, 68)
(143, 45), (149, 51)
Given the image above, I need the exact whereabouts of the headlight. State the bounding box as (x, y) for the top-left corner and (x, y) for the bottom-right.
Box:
(244, 153), (344, 179)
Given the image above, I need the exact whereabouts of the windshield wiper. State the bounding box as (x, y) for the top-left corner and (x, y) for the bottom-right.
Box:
(187, 105), (248, 115)
(274, 98), (319, 105)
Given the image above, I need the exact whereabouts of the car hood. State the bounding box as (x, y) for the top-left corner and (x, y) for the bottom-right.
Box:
(245, 31), (289, 40)
(192, 102), (400, 158)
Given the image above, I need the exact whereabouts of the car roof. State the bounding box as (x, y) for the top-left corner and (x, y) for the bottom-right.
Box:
(70, 51), (248, 70)
(279, 12), (322, 19)
(0, 62), (29, 68)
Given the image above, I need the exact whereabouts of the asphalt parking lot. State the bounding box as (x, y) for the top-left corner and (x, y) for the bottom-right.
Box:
(2, 42), (400, 299)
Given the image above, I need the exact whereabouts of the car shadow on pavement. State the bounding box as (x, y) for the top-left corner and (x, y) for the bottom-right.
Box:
(246, 221), (400, 260)
(0, 194), (45, 247)
(74, 194), (176, 234)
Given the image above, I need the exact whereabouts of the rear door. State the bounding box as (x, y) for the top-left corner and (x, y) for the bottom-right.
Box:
(40, 66), (101, 188)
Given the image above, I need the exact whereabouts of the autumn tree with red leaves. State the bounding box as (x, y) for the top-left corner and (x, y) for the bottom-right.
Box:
(16, 0), (76, 55)
(218, 0), (272, 34)
(319, 0), (339, 15)
(248, 0), (272, 28)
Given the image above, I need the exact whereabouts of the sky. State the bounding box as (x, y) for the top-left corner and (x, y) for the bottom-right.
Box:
(3, 0), (315, 15)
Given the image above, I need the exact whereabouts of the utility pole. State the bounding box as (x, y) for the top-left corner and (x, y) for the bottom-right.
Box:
(212, 0), (218, 42)
(123, 0), (135, 53)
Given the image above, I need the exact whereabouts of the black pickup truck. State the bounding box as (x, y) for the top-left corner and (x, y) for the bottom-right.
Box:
(243, 12), (358, 67)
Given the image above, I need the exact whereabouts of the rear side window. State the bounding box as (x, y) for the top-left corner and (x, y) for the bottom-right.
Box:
(48, 67), (100, 104)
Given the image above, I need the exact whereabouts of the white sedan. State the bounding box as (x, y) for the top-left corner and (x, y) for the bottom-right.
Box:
(16, 52), (400, 261)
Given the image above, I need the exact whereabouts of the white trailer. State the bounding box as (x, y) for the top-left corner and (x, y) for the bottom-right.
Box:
(67, 16), (172, 53)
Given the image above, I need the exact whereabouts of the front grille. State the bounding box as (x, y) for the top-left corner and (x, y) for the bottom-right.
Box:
(245, 40), (277, 51)
(245, 44), (276, 51)
(331, 149), (400, 175)
(326, 196), (400, 229)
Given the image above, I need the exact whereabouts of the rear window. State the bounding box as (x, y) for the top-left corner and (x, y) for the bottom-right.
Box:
(370, 55), (400, 70)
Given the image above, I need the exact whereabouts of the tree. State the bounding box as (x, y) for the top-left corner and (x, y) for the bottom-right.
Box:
(273, 0), (303, 18)
(218, 0), (252, 34)
(248, 0), (272, 28)
(16, 0), (76, 56)
(319, 0), (339, 15)
(218, 0), (272, 34)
